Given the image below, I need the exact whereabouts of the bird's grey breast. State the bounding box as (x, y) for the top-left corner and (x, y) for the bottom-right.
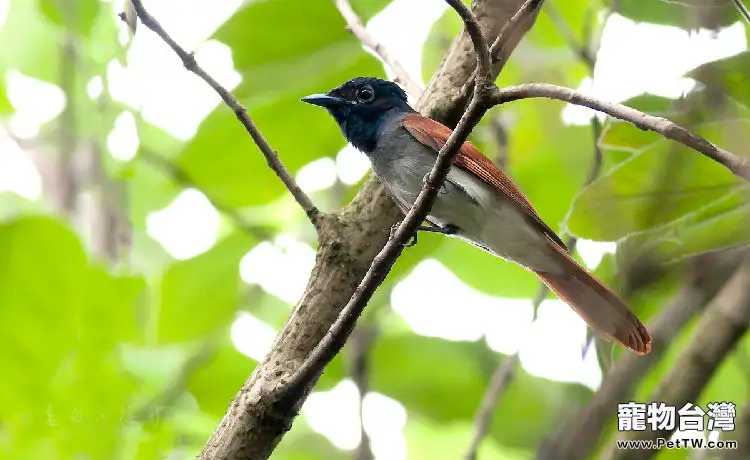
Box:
(369, 116), (430, 208)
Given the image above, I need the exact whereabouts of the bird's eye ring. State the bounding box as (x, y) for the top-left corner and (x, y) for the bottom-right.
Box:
(356, 85), (375, 102)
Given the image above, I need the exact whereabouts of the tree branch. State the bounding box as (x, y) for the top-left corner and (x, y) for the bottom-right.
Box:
(333, 0), (423, 98)
(733, 0), (750, 25)
(491, 83), (750, 182)
(457, 0), (547, 106)
(539, 251), (746, 460)
(280, 0), (495, 401)
(421, 0), (543, 127)
(189, 0), (543, 458)
(603, 255), (750, 460)
(488, 0), (546, 70)
(124, 0), (321, 230)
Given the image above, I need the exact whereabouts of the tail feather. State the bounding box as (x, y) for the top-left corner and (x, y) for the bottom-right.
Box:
(532, 256), (651, 355)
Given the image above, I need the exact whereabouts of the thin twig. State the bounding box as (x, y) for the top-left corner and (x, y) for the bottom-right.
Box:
(458, 0), (546, 102)
(491, 83), (750, 181)
(733, 0), (750, 25)
(333, 0), (423, 97)
(123, 0), (321, 229)
(278, 0), (494, 402)
(464, 353), (519, 460)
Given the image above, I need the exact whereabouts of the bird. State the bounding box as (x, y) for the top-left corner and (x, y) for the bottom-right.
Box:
(301, 76), (651, 355)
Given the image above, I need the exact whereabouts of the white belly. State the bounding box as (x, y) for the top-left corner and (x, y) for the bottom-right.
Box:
(380, 154), (564, 275)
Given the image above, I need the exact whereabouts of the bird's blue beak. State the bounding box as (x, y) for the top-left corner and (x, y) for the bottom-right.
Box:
(301, 93), (345, 108)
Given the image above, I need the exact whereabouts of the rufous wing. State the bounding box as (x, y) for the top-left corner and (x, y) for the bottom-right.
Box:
(400, 113), (566, 250)
(400, 113), (652, 355)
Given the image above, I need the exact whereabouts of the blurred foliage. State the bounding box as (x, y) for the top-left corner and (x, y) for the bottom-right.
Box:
(0, 0), (749, 459)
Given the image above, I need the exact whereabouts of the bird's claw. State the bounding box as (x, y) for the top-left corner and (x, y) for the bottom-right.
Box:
(422, 173), (447, 195)
(389, 223), (418, 247)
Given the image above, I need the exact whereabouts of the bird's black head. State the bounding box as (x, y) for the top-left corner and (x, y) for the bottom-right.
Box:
(301, 77), (415, 153)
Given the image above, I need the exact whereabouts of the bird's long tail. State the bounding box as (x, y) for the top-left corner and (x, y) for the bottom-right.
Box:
(532, 253), (651, 355)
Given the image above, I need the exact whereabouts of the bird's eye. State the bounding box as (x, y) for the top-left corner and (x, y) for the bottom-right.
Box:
(356, 86), (375, 102)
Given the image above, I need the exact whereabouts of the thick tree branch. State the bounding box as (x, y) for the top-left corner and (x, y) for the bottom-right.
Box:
(333, 0), (422, 97)
(124, 0), (321, 229)
(491, 83), (750, 182)
(539, 251), (746, 460)
(602, 256), (750, 460)
(281, 0), (495, 401)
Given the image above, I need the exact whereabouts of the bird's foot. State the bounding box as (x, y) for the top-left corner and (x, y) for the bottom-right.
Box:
(422, 173), (447, 195)
(389, 222), (459, 248)
(419, 223), (459, 236)
(389, 223), (418, 247)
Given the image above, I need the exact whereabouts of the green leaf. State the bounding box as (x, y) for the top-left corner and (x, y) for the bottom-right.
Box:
(273, 419), (351, 460)
(0, 216), (145, 458)
(619, 186), (750, 263)
(0, 0), (61, 82)
(604, 0), (738, 29)
(349, 0), (393, 21)
(490, 367), (592, 450)
(687, 51), (750, 110)
(436, 240), (539, 298)
(567, 119), (750, 241)
(530, 0), (604, 49)
(181, 0), (387, 208)
(187, 340), (256, 417)
(421, 5), (462, 79)
(369, 335), (495, 422)
(39, 0), (101, 37)
(158, 232), (255, 342)
(0, 79), (12, 114)
(369, 334), (591, 450)
(127, 159), (183, 230)
(405, 417), (532, 460)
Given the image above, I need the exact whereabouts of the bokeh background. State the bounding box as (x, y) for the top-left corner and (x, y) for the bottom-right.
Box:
(1, 0), (749, 459)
